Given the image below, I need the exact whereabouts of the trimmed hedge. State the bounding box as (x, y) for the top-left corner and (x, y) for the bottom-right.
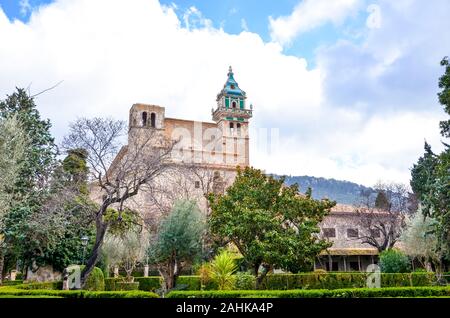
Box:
(17, 281), (63, 290)
(1, 280), (24, 286)
(114, 282), (140, 291)
(166, 286), (450, 298)
(105, 276), (217, 291)
(79, 266), (105, 291)
(0, 286), (158, 298)
(135, 277), (162, 291)
(106, 277), (161, 291)
(258, 272), (436, 290)
(104, 273), (437, 291)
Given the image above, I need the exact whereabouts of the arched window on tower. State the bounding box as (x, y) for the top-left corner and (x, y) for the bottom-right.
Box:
(142, 112), (148, 126)
(232, 101), (237, 109)
(229, 122), (234, 135)
(150, 113), (156, 128)
(236, 123), (241, 136)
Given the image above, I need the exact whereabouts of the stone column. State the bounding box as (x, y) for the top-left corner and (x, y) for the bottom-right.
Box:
(10, 270), (17, 281)
(144, 265), (149, 277)
(113, 266), (119, 278)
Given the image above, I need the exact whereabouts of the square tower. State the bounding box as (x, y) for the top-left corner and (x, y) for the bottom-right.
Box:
(212, 66), (253, 167)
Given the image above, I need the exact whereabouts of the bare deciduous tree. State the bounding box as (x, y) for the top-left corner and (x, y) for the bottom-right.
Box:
(62, 117), (176, 287)
(355, 182), (409, 252)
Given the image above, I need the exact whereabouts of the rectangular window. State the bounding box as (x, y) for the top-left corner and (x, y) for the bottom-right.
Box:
(239, 99), (244, 109)
(347, 228), (359, 238)
(323, 228), (336, 238)
(195, 181), (200, 189)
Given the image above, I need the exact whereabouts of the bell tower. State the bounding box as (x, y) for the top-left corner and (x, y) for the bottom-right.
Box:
(212, 66), (253, 166)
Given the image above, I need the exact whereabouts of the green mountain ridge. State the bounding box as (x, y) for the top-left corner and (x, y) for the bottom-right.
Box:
(278, 175), (375, 205)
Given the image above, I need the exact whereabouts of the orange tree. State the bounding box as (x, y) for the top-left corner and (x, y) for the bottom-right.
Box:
(208, 166), (335, 287)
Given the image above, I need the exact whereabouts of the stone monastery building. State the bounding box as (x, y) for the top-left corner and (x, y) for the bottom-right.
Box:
(117, 67), (384, 272)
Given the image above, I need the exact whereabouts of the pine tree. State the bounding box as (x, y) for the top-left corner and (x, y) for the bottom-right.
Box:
(411, 57), (450, 265)
(0, 88), (58, 272)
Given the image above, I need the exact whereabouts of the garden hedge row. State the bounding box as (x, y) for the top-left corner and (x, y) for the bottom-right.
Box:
(16, 281), (63, 290)
(0, 286), (158, 298)
(258, 272), (437, 290)
(105, 272), (437, 291)
(1, 280), (24, 286)
(166, 286), (450, 298)
(105, 276), (217, 291)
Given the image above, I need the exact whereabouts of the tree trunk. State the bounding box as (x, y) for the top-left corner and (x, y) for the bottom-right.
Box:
(81, 216), (108, 288)
(159, 257), (181, 293)
(0, 249), (4, 285)
(255, 264), (270, 289)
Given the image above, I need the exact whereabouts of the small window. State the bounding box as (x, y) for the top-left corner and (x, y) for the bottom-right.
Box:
(229, 122), (234, 134)
(347, 228), (359, 238)
(194, 181), (200, 189)
(323, 228), (336, 238)
(370, 229), (381, 238)
(142, 112), (148, 126)
(232, 101), (237, 109)
(236, 123), (241, 135)
(150, 113), (156, 128)
(230, 84), (235, 89)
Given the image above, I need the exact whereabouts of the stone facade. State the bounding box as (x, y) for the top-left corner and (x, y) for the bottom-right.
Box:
(101, 67), (392, 272)
(99, 67), (253, 222)
(314, 204), (397, 271)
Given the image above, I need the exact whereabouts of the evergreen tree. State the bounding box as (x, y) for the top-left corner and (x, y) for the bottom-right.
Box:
(411, 57), (450, 264)
(0, 88), (59, 271)
(0, 115), (28, 284)
(374, 191), (390, 210)
(209, 167), (335, 286)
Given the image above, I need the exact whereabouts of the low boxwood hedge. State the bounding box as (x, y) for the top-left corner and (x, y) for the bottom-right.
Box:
(258, 272), (436, 290)
(105, 276), (217, 291)
(166, 286), (450, 298)
(1, 280), (24, 286)
(105, 277), (161, 291)
(16, 281), (63, 290)
(104, 272), (438, 291)
(0, 287), (158, 298)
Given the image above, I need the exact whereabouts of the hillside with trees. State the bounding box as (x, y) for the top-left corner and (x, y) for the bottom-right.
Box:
(278, 175), (375, 205)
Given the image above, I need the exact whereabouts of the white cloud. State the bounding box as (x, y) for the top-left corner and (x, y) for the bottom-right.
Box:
(269, 0), (362, 46)
(0, 0), (447, 187)
(182, 6), (212, 30)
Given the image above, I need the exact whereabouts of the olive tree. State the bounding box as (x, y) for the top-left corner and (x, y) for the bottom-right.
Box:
(103, 230), (147, 282)
(401, 210), (440, 271)
(147, 200), (205, 292)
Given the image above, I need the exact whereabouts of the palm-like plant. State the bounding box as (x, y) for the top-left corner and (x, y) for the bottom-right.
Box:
(210, 250), (237, 290)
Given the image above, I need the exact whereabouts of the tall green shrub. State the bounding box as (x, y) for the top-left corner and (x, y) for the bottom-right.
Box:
(379, 250), (411, 273)
(79, 265), (105, 291)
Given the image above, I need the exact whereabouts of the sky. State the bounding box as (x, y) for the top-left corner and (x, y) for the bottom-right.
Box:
(0, 0), (449, 187)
